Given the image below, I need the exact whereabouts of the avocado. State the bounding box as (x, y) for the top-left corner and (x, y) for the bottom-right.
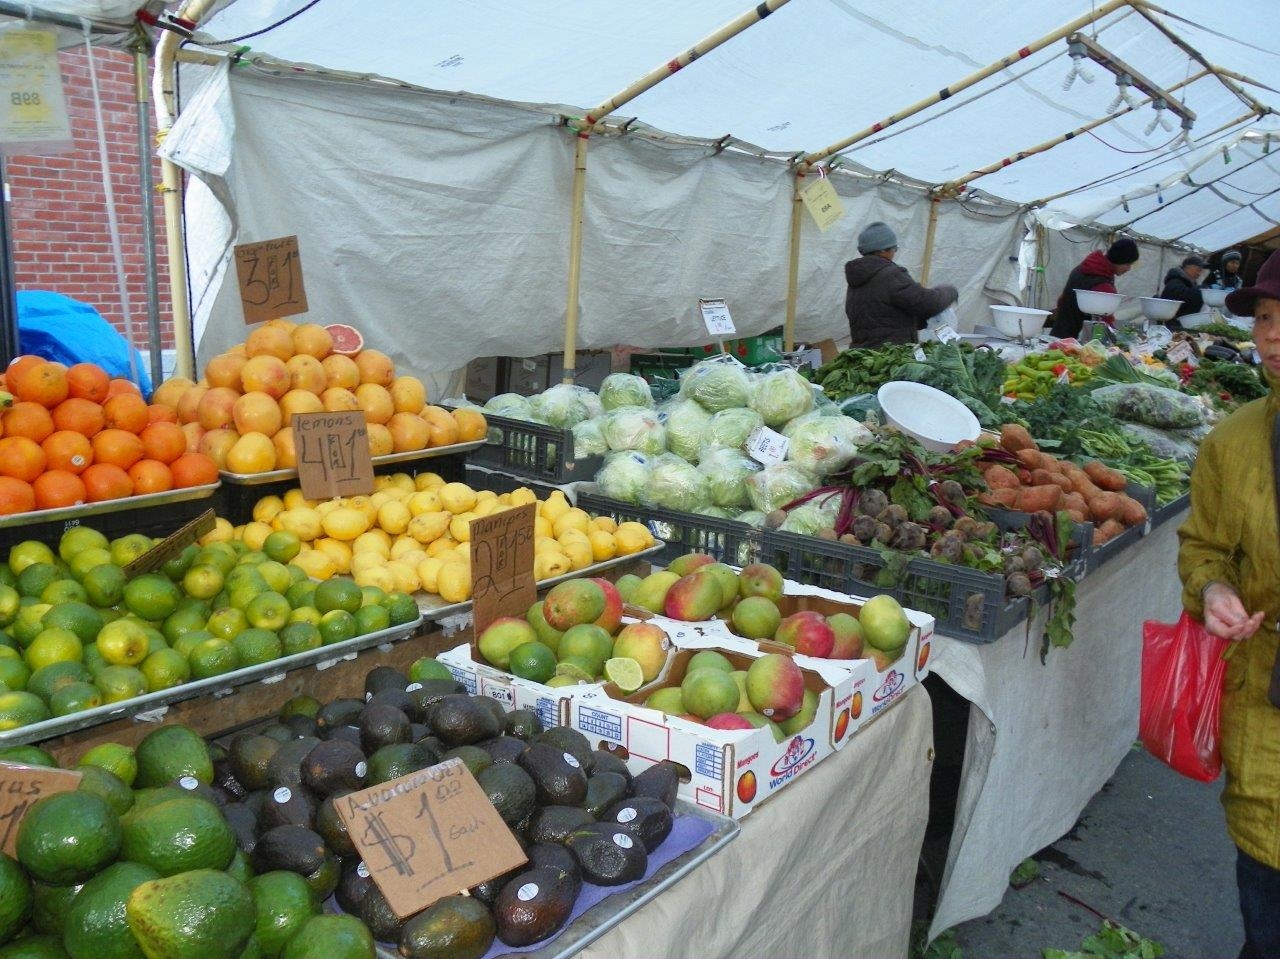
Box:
(281, 915), (373, 959)
(439, 746), (492, 778)
(406, 680), (466, 722)
(365, 689), (416, 716)
(246, 870), (317, 959)
(213, 759), (248, 802)
(466, 859), (523, 909)
(120, 796), (236, 876)
(280, 715), (318, 740)
(125, 869), (255, 959)
(364, 666), (409, 699)
(314, 699), (364, 738)
(565, 823), (648, 886)
(313, 793), (356, 859)
(492, 866), (576, 947)
(584, 772), (629, 819)
(169, 777), (229, 808)
(409, 723), (430, 743)
(226, 849), (254, 885)
(63, 861), (160, 959)
(301, 853), (340, 901)
(207, 741), (229, 764)
(523, 806), (594, 846)
(300, 740), (367, 797)
(222, 804), (260, 855)
(358, 704), (411, 754)
(326, 726), (363, 748)
(630, 761), (680, 809)
(334, 859), (372, 916)
(257, 724), (295, 745)
(365, 742), (436, 786)
(229, 735), (282, 792)
(604, 796), (672, 852)
(525, 843), (581, 895)
(517, 744), (588, 807)
(30, 878), (82, 935)
(0, 853), (31, 946)
(476, 696), (508, 726)
(588, 750), (632, 784)
(476, 764), (537, 828)
(0, 934), (70, 959)
(503, 709), (543, 741)
(534, 727), (594, 773)
(257, 786), (319, 833)
(250, 826), (328, 877)
(428, 695), (501, 747)
(242, 790), (269, 819)
(17, 792), (121, 885)
(478, 736), (527, 766)
(265, 738), (320, 791)
(398, 894), (495, 959)
(358, 882), (403, 944)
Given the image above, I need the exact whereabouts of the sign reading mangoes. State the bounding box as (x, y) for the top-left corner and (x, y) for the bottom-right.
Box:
(0, 29), (72, 156)
(800, 177), (844, 231)
(469, 503), (536, 634)
(335, 758), (526, 918)
(0, 763), (81, 856)
(123, 509), (217, 578)
(234, 235), (309, 325)
(293, 411), (375, 500)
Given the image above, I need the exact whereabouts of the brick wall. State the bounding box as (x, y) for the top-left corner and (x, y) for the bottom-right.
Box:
(6, 46), (172, 351)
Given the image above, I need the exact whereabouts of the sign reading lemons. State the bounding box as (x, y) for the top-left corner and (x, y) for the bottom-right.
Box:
(122, 509), (217, 578)
(336, 757), (526, 918)
(233, 235), (309, 324)
(0, 761), (81, 856)
(469, 504), (536, 634)
(293, 411), (374, 500)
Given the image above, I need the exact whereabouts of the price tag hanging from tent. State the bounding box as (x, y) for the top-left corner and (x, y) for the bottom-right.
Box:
(698, 298), (736, 337)
(800, 170), (844, 232)
(0, 30), (72, 156)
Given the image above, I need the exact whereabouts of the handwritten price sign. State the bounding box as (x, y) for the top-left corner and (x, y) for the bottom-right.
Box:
(234, 235), (309, 325)
(800, 177), (845, 232)
(336, 758), (526, 918)
(0, 763), (82, 856)
(293, 411), (375, 500)
(469, 504), (537, 634)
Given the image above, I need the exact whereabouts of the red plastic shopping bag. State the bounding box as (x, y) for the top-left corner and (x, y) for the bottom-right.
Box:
(1139, 612), (1230, 782)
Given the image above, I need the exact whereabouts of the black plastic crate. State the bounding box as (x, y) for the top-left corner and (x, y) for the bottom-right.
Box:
(1080, 483), (1156, 573)
(452, 409), (603, 485)
(0, 492), (222, 555)
(758, 528), (1032, 644)
(1150, 490), (1190, 530)
(986, 508), (1091, 582)
(575, 492), (762, 568)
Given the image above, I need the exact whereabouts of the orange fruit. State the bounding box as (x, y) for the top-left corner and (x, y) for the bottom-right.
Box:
(452, 407), (487, 442)
(285, 355), (326, 394)
(81, 463), (133, 502)
(197, 387), (239, 431)
(0, 476), (35, 515)
(321, 388), (359, 413)
(66, 363), (111, 403)
(170, 452), (219, 488)
(146, 405), (178, 425)
(51, 397), (104, 437)
(225, 432), (276, 474)
(263, 318), (298, 333)
(278, 390), (324, 423)
(180, 422), (206, 454)
(421, 406), (459, 447)
(139, 421), (187, 464)
(245, 325), (294, 361)
(4, 355), (44, 390)
(176, 385), (208, 425)
(387, 412), (430, 452)
(321, 354), (360, 390)
(150, 376), (193, 410)
(107, 378), (142, 398)
(390, 376), (427, 414)
(354, 384), (394, 425)
(232, 391), (283, 437)
(291, 324), (333, 360)
(4, 402), (55, 442)
(9, 360), (68, 408)
(0, 436), (46, 481)
(272, 428), (297, 468)
(366, 423), (393, 457)
(42, 430), (94, 474)
(91, 428), (145, 470)
(32, 470), (87, 509)
(240, 355), (290, 399)
(354, 350), (395, 387)
(199, 428), (240, 468)
(204, 353), (247, 390)
(102, 393), (150, 434)
(127, 459), (173, 494)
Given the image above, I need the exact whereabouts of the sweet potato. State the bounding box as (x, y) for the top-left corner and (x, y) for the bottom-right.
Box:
(1092, 518), (1125, 545)
(1065, 467), (1101, 500)
(1013, 484), (1062, 513)
(1015, 448), (1052, 470)
(983, 465), (1020, 490)
(1067, 509), (1087, 525)
(1087, 491), (1122, 522)
(1000, 423), (1037, 454)
(978, 489), (1019, 508)
(1118, 496), (1148, 527)
(1084, 460), (1128, 492)
(1031, 468), (1071, 491)
(1062, 492), (1088, 516)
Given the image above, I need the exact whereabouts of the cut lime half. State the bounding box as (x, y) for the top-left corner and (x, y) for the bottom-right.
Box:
(554, 658), (597, 683)
(604, 657), (644, 693)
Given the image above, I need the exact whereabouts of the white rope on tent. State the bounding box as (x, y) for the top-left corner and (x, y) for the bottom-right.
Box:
(81, 18), (140, 387)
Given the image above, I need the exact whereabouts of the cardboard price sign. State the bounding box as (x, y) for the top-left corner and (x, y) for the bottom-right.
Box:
(469, 504), (536, 634)
(336, 758), (526, 918)
(0, 763), (81, 856)
(698, 298), (736, 337)
(293, 411), (375, 500)
(800, 177), (844, 232)
(234, 235), (309, 325)
(123, 509), (217, 578)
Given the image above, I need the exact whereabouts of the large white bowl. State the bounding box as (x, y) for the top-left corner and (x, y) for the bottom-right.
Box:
(990, 305), (1052, 339)
(1074, 288), (1126, 316)
(877, 381), (981, 453)
(1139, 297), (1181, 321)
(1200, 288), (1229, 308)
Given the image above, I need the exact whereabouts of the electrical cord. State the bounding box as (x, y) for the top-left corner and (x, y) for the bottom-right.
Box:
(213, 0), (324, 45)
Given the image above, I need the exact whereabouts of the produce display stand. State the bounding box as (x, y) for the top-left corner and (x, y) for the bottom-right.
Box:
(0, 483), (221, 551)
(216, 441), (486, 485)
(449, 408), (603, 485)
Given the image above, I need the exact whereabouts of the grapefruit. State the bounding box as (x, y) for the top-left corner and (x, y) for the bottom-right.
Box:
(324, 324), (363, 357)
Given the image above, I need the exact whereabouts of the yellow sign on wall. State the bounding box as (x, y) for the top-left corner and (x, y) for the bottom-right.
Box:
(801, 177), (844, 232)
(0, 29), (72, 156)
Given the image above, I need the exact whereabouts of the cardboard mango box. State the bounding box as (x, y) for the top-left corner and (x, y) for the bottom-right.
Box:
(566, 632), (874, 820)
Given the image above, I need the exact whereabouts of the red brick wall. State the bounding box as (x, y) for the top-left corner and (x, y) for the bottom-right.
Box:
(6, 46), (172, 352)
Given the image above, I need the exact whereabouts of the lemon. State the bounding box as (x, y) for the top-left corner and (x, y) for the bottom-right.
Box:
(414, 471), (445, 491)
(561, 540), (593, 571)
(614, 522), (654, 555)
(540, 491), (571, 524)
(416, 557), (444, 594)
(407, 489), (442, 515)
(290, 550), (336, 581)
(252, 495), (285, 524)
(240, 521), (273, 552)
(508, 487), (537, 507)
(471, 498), (498, 518)
(448, 514), (475, 543)
(199, 517), (235, 545)
(552, 509), (592, 538)
(349, 553), (383, 578)
(351, 530), (391, 558)
(385, 562), (420, 594)
(320, 508), (370, 542)
(277, 507), (323, 542)
(389, 536), (422, 561)
(353, 567), (396, 594)
(592, 516), (618, 533)
(312, 539), (353, 575)
(407, 512), (450, 545)
(438, 482), (477, 514)
(534, 516), (553, 539)
(376, 501), (411, 535)
(588, 529), (618, 563)
(424, 537), (459, 558)
(9, 540), (56, 576)
(534, 552), (572, 581)
(436, 561), (472, 603)
(58, 526), (110, 563)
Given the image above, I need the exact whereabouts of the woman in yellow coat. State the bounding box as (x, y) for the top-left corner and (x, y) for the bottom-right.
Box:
(1178, 249), (1280, 959)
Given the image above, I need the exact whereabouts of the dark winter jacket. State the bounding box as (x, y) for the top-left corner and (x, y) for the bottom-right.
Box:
(844, 256), (958, 348)
(1203, 267), (1244, 291)
(1049, 250), (1118, 339)
(1160, 267), (1203, 318)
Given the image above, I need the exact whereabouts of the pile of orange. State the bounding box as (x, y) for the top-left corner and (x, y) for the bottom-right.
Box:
(155, 319), (487, 475)
(0, 356), (219, 516)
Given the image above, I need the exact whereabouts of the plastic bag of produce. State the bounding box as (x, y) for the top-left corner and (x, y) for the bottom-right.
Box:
(599, 372), (654, 411)
(595, 451), (652, 504)
(530, 384), (596, 429)
(1089, 382), (1205, 429)
(601, 405), (667, 456)
(751, 367), (815, 426)
(697, 447), (761, 509)
(571, 418), (608, 459)
(679, 354), (754, 412)
(700, 407), (763, 454)
(736, 510), (768, 528)
(784, 414), (872, 476)
(745, 462), (817, 513)
(659, 397), (712, 463)
(1118, 422), (1199, 465)
(646, 454), (711, 513)
(694, 505), (733, 519)
(484, 393), (536, 420)
(779, 492), (842, 535)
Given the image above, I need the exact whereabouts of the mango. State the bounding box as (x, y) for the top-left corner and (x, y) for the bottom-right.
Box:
(477, 617), (538, 670)
(774, 611), (835, 658)
(629, 571), (679, 614)
(730, 596), (781, 640)
(738, 563), (785, 603)
(667, 552), (715, 577)
(828, 613), (864, 659)
(542, 579), (605, 632)
(779, 689), (820, 735)
(663, 571), (722, 622)
(859, 595), (912, 652)
(680, 669), (740, 720)
(745, 653), (805, 721)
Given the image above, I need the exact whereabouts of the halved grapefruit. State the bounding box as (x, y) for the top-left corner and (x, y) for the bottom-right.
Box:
(325, 324), (364, 357)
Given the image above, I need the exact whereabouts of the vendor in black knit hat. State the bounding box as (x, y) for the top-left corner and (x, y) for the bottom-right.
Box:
(1048, 238), (1140, 340)
(843, 221), (959, 348)
(1204, 249), (1244, 291)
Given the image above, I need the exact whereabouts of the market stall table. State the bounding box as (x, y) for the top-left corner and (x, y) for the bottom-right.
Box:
(571, 685), (933, 958)
(928, 515), (1186, 937)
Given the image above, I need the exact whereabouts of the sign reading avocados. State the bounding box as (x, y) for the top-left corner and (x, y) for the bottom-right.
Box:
(469, 503), (536, 634)
(0, 762), (82, 856)
(335, 757), (526, 917)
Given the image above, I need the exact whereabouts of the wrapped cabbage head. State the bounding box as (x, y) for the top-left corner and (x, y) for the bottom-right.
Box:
(484, 392), (535, 420)
(745, 463), (817, 513)
(596, 451), (652, 504)
(646, 454), (712, 513)
(700, 407), (763, 455)
(530, 383), (596, 429)
(601, 405), (667, 456)
(679, 355), (754, 412)
(785, 414), (872, 476)
(779, 493), (842, 535)
(660, 398), (712, 464)
(599, 372), (654, 411)
(751, 368), (815, 427)
(697, 447), (761, 509)
(571, 418), (608, 459)
(736, 510), (768, 528)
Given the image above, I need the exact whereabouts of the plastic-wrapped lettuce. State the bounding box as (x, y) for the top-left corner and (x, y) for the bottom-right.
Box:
(484, 392), (535, 420)
(599, 373), (654, 411)
(679, 355), (753, 412)
(571, 418), (608, 459)
(596, 451), (652, 504)
(697, 447), (761, 509)
(700, 407), (763, 454)
(694, 505), (734, 519)
(784, 414), (872, 476)
(660, 398), (711, 463)
(529, 384), (596, 429)
(745, 463), (817, 513)
(751, 368), (814, 426)
(779, 492), (842, 535)
(601, 406), (667, 456)
(646, 454), (711, 513)
(736, 510), (768, 528)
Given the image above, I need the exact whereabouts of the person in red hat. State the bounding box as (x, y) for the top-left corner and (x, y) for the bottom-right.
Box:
(1179, 248), (1280, 958)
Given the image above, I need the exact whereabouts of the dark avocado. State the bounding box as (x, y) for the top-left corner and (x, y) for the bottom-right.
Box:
(406, 680), (467, 722)
(584, 772), (629, 820)
(517, 743), (588, 807)
(301, 739), (368, 797)
(315, 698), (365, 737)
(242, 788), (268, 819)
(281, 714), (318, 739)
(314, 791), (356, 858)
(258, 723), (295, 744)
(467, 859), (523, 910)
(257, 783), (319, 832)
(492, 866), (576, 947)
(603, 795), (673, 852)
(478, 736), (527, 766)
(358, 703), (412, 754)
(475, 696), (507, 726)
(630, 760), (680, 809)
(523, 805), (594, 846)
(250, 824), (328, 876)
(428, 695), (502, 747)
(360, 881), (405, 944)
(399, 894), (495, 959)
(213, 758), (248, 801)
(439, 745), (492, 778)
(588, 750), (632, 784)
(303, 851), (341, 900)
(266, 736), (321, 790)
(475, 764), (537, 828)
(365, 688), (416, 716)
(503, 709), (542, 741)
(409, 723), (430, 743)
(221, 801), (259, 853)
(364, 742), (437, 786)
(364, 665), (409, 699)
(534, 727), (593, 773)
(565, 822), (648, 885)
(229, 734), (281, 791)
(525, 843), (581, 893)
(335, 857), (373, 915)
(327, 725), (364, 747)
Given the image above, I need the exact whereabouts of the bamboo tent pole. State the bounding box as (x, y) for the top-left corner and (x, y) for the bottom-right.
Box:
(919, 199), (940, 285)
(560, 0), (792, 383)
(782, 175), (804, 351)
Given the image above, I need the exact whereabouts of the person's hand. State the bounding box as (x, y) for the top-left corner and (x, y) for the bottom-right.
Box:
(1202, 582), (1265, 641)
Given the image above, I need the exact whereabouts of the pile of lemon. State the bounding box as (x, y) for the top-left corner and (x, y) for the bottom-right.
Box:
(217, 473), (656, 603)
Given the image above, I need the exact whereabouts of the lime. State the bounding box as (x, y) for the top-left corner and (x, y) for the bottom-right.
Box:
(554, 657), (597, 683)
(42, 602), (104, 644)
(172, 629), (214, 660)
(0, 745), (55, 767)
(287, 563), (309, 585)
(229, 583), (267, 612)
(140, 649), (190, 692)
(9, 540), (56, 576)
(96, 618), (150, 667)
(235, 548), (266, 565)
(82, 564), (126, 607)
(0, 584), (19, 627)
(188, 638), (240, 679)
(262, 531), (302, 564)
(245, 592), (291, 632)
(0, 657), (30, 692)
(359, 585), (388, 609)
(78, 742), (137, 786)
(385, 591), (418, 627)
(287, 606), (321, 628)
(603, 656), (645, 693)
(24, 628), (83, 672)
(314, 579), (363, 615)
(108, 534), (153, 569)
(17, 564), (64, 601)
(93, 665), (148, 704)
(509, 642), (556, 683)
(26, 661), (93, 704)
(122, 575), (182, 622)
(353, 604), (390, 636)
(59, 525), (109, 563)
(206, 608), (248, 641)
(318, 610), (356, 645)
(182, 564), (225, 601)
(409, 657), (454, 683)
(0, 640), (15, 656)
(161, 607), (207, 645)
(0, 690), (50, 730)
(40, 579), (88, 606)
(278, 622), (321, 656)
(256, 561), (292, 595)
(50, 681), (104, 717)
(556, 624), (613, 675)
(545, 675), (578, 688)
(69, 546), (114, 581)
(11, 605), (51, 647)
(160, 543), (199, 581)
(194, 545), (237, 576)
(284, 580), (317, 610)
(81, 644), (108, 678)
(224, 565), (267, 593)
(232, 628), (282, 667)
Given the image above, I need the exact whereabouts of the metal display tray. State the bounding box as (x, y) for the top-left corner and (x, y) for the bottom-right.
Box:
(0, 483), (220, 529)
(218, 441), (485, 485)
(372, 799), (739, 959)
(0, 615), (425, 746)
